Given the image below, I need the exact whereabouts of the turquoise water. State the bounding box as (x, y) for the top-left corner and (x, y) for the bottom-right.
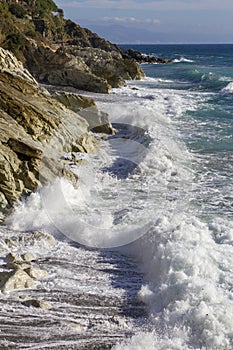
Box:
(122, 44), (233, 220)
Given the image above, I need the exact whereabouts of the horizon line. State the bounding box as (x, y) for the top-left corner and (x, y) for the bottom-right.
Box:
(115, 42), (233, 45)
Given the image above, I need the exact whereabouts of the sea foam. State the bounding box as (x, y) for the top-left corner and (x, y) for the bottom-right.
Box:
(220, 81), (233, 93)
(6, 82), (233, 349)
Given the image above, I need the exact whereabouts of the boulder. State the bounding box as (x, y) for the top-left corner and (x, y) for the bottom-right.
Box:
(78, 107), (115, 135)
(21, 252), (37, 262)
(53, 92), (115, 134)
(53, 92), (96, 111)
(25, 266), (47, 280)
(6, 252), (23, 264)
(0, 268), (35, 292)
(2, 230), (56, 251)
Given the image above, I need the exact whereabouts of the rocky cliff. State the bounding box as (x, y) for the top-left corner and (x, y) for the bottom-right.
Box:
(0, 47), (114, 219)
(0, 1), (145, 93)
(0, 0), (167, 215)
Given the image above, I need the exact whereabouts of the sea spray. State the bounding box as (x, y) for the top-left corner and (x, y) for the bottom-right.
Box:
(5, 44), (233, 349)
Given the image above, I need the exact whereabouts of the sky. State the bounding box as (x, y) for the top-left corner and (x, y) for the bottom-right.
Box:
(55, 0), (233, 44)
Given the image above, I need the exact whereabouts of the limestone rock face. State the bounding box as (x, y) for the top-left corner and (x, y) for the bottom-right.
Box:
(53, 92), (96, 111)
(64, 47), (145, 87)
(0, 48), (99, 215)
(53, 92), (115, 134)
(0, 47), (37, 85)
(24, 45), (111, 93)
(23, 42), (144, 92)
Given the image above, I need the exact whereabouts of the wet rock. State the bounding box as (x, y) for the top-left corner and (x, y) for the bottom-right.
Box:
(79, 107), (115, 135)
(25, 266), (47, 280)
(5, 253), (38, 272)
(17, 231), (56, 250)
(53, 92), (115, 134)
(0, 48), (99, 212)
(6, 252), (23, 264)
(23, 299), (52, 310)
(61, 320), (86, 332)
(124, 48), (172, 64)
(0, 268), (35, 292)
(53, 92), (96, 111)
(21, 252), (37, 262)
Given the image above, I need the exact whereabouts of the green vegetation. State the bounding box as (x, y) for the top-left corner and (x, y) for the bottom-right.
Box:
(9, 3), (26, 18)
(5, 32), (26, 51)
(0, 0), (117, 59)
(0, 0), (63, 57)
(32, 0), (58, 19)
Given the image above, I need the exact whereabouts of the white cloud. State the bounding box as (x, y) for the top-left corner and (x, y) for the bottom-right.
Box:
(102, 16), (160, 25)
(56, 0), (233, 11)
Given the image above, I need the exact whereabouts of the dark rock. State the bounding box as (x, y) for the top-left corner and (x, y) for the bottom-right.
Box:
(124, 48), (172, 64)
(23, 299), (52, 310)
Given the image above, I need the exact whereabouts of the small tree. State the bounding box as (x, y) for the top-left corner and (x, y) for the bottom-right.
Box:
(33, 0), (58, 18)
(9, 3), (26, 18)
(5, 32), (26, 51)
(57, 8), (64, 18)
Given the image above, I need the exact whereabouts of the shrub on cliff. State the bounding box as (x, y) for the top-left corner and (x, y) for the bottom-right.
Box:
(32, 0), (58, 18)
(4, 33), (26, 55)
(9, 3), (26, 19)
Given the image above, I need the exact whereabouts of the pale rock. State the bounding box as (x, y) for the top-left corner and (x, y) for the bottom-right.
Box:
(25, 266), (48, 280)
(0, 48), (99, 214)
(6, 252), (23, 264)
(5, 262), (31, 270)
(0, 268), (35, 292)
(21, 252), (37, 262)
(0, 47), (37, 85)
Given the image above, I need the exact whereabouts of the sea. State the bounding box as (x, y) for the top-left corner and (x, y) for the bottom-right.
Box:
(1, 44), (233, 349)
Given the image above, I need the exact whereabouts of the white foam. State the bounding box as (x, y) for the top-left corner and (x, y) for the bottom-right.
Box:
(173, 57), (194, 63)
(6, 82), (233, 349)
(220, 82), (233, 93)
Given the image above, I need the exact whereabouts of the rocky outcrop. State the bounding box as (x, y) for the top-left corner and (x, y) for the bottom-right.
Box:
(23, 43), (145, 92)
(64, 20), (119, 52)
(0, 252), (47, 292)
(24, 44), (111, 93)
(123, 49), (172, 64)
(53, 92), (115, 134)
(0, 47), (100, 215)
(0, 47), (37, 84)
(63, 46), (145, 88)
(0, 2), (146, 93)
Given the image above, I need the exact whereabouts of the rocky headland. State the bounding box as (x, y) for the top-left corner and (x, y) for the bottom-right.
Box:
(0, 0), (152, 217)
(0, 46), (113, 219)
(0, 0), (173, 243)
(0, 2), (155, 347)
